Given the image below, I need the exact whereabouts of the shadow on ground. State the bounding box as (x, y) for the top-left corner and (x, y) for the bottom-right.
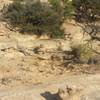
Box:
(41, 91), (62, 100)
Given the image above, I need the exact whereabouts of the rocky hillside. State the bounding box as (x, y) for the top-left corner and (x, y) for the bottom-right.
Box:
(0, 0), (100, 100)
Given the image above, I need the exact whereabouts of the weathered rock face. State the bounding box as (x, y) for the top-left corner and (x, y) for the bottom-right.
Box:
(63, 20), (90, 44)
(0, 22), (76, 87)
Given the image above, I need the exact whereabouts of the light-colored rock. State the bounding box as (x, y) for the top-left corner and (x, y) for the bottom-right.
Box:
(63, 21), (91, 46)
(81, 91), (100, 100)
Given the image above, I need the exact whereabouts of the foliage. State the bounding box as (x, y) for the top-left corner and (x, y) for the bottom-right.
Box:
(49, 0), (75, 19)
(3, 0), (65, 38)
(71, 43), (94, 63)
(72, 0), (100, 22)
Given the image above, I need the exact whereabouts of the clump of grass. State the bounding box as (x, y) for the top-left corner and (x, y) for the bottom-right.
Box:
(71, 43), (94, 63)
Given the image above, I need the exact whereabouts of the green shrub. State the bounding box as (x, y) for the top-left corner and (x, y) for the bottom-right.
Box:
(3, 0), (64, 38)
(49, 0), (75, 18)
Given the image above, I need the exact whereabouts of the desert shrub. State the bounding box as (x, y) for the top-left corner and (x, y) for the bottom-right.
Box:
(71, 44), (94, 63)
(72, 0), (100, 22)
(49, 0), (75, 18)
(2, 0), (65, 38)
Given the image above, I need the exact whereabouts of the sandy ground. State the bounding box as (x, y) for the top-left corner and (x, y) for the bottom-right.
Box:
(0, 0), (100, 99)
(0, 74), (100, 100)
(0, 20), (100, 100)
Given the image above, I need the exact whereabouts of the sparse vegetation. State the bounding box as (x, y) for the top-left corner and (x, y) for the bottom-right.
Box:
(2, 0), (65, 38)
(73, 0), (100, 22)
(1, 0), (100, 64)
(0, 1), (100, 97)
(73, 0), (100, 42)
(2, 0), (100, 39)
(71, 43), (94, 63)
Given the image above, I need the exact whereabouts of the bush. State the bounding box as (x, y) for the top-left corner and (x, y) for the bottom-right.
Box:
(71, 44), (94, 63)
(49, 0), (75, 18)
(72, 0), (100, 22)
(3, 0), (64, 38)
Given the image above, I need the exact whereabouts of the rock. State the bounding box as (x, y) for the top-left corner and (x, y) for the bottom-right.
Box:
(0, 41), (17, 50)
(0, 0), (12, 10)
(37, 54), (51, 60)
(51, 53), (63, 61)
(81, 91), (100, 100)
(55, 85), (82, 100)
(59, 40), (72, 51)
